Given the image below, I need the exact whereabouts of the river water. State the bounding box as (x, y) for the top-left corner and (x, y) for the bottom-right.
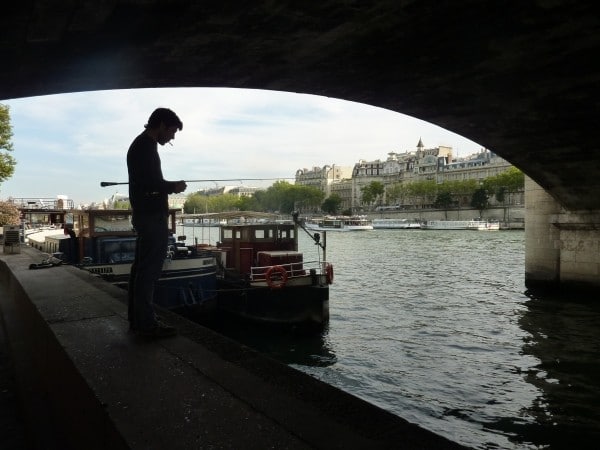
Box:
(178, 225), (600, 449)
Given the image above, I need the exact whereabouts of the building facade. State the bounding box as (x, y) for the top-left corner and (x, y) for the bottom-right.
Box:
(295, 139), (519, 213)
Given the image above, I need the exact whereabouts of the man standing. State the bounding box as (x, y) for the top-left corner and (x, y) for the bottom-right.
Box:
(127, 108), (187, 337)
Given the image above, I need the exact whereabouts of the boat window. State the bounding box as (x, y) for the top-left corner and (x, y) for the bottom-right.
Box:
(255, 229), (265, 239)
(222, 229), (233, 240)
(82, 215), (89, 233)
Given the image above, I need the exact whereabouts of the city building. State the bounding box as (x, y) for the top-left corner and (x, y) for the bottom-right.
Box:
(295, 139), (518, 213)
(295, 165), (353, 197)
(197, 185), (261, 198)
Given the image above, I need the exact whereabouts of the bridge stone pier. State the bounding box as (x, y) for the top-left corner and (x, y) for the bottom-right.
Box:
(2, 1), (600, 292)
(525, 178), (600, 294)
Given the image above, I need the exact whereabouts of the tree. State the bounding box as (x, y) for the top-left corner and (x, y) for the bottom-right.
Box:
(0, 104), (17, 186)
(0, 201), (19, 226)
(405, 180), (437, 208)
(182, 182), (323, 215)
(471, 188), (489, 217)
(360, 181), (385, 209)
(386, 182), (408, 206)
(434, 191), (453, 218)
(482, 167), (524, 202)
(321, 193), (342, 214)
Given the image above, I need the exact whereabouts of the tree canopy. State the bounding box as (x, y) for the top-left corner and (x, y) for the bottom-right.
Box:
(183, 181), (324, 215)
(482, 167), (525, 202)
(321, 193), (342, 214)
(360, 181), (385, 207)
(0, 104), (17, 187)
(0, 201), (19, 226)
(471, 188), (489, 216)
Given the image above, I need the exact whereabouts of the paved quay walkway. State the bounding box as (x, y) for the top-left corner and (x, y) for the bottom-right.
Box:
(1, 246), (467, 449)
(0, 305), (25, 449)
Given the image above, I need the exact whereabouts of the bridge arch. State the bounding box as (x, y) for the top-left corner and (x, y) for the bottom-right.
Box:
(2, 1), (599, 291)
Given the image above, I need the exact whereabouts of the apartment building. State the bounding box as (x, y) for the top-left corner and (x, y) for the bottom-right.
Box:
(295, 139), (515, 212)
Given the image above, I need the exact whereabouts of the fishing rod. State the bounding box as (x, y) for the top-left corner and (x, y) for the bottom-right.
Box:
(100, 177), (294, 187)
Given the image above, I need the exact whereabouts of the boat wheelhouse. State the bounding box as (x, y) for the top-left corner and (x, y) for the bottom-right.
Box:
(40, 209), (218, 314)
(213, 219), (331, 329)
(304, 216), (373, 232)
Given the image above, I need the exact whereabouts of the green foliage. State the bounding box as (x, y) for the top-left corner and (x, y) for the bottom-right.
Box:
(184, 192), (241, 213)
(0, 201), (19, 226)
(405, 180), (437, 205)
(183, 182), (324, 214)
(434, 191), (453, 209)
(384, 177), (509, 210)
(360, 181), (385, 206)
(0, 104), (17, 185)
(483, 167), (525, 202)
(321, 193), (342, 214)
(385, 182), (408, 205)
(113, 200), (131, 210)
(471, 188), (489, 214)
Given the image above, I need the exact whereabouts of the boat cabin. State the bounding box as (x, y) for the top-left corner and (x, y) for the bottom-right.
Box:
(216, 222), (303, 278)
(45, 209), (181, 264)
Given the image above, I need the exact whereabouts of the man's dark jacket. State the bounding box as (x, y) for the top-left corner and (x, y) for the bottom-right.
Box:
(127, 132), (179, 216)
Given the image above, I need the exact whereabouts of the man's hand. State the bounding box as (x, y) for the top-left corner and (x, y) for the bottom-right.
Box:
(174, 180), (187, 193)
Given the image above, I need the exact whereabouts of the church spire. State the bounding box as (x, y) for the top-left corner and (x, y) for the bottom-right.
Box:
(417, 137), (424, 149)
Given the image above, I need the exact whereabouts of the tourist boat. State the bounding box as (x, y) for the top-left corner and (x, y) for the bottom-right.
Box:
(467, 219), (500, 231)
(420, 219), (500, 231)
(420, 220), (472, 230)
(304, 215), (373, 231)
(31, 208), (218, 315)
(372, 218), (421, 229)
(211, 213), (332, 329)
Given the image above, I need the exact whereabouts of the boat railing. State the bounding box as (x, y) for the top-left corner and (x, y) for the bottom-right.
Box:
(11, 197), (75, 209)
(249, 259), (328, 281)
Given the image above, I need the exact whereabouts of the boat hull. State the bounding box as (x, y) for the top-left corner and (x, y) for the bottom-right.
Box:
(467, 220), (500, 231)
(372, 219), (421, 229)
(304, 224), (373, 232)
(304, 215), (373, 231)
(420, 220), (471, 230)
(81, 257), (218, 314)
(216, 275), (330, 329)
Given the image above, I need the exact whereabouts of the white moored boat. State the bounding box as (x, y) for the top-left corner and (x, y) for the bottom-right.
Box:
(420, 220), (471, 230)
(304, 216), (373, 232)
(421, 219), (500, 231)
(372, 218), (421, 229)
(467, 219), (500, 231)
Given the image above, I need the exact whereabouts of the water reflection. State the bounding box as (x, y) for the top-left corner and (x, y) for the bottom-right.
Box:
(516, 292), (600, 449)
(193, 229), (599, 449)
(207, 317), (337, 367)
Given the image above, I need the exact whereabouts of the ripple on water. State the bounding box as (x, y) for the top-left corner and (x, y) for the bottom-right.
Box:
(213, 230), (599, 449)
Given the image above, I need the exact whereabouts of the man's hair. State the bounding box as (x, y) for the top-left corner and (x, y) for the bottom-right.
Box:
(145, 108), (183, 130)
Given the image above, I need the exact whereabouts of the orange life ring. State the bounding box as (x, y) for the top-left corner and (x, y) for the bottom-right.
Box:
(325, 263), (334, 284)
(265, 265), (288, 289)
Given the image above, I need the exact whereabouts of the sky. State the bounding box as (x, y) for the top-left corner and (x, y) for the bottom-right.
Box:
(1, 88), (485, 206)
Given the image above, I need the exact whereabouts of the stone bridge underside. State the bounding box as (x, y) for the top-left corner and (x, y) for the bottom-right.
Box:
(2, 0), (599, 211)
(2, 0), (599, 290)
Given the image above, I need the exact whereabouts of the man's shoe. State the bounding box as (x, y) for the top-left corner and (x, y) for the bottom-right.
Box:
(136, 323), (177, 338)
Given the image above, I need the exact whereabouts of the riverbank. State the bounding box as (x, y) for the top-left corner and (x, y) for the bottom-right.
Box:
(0, 245), (465, 449)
